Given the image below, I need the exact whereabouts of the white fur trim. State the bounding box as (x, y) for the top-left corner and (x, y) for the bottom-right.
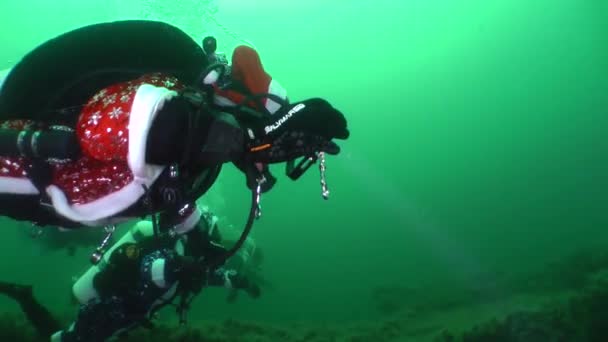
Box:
(0, 177), (39, 195)
(47, 181), (147, 224)
(128, 84), (175, 182)
(203, 70), (220, 85)
(151, 259), (167, 288)
(174, 206), (202, 234)
(265, 79), (288, 114)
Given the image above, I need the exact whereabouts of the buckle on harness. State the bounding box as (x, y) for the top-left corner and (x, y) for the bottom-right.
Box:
(39, 197), (53, 210)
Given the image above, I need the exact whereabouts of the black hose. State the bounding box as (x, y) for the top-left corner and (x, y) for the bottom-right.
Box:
(205, 185), (258, 268)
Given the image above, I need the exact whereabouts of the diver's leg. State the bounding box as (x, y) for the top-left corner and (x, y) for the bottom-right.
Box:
(0, 281), (62, 338)
(57, 297), (137, 342)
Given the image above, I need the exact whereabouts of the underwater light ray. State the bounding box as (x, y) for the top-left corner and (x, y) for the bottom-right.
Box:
(342, 151), (504, 290)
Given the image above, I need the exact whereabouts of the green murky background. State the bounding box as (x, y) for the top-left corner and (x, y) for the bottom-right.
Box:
(0, 0), (607, 340)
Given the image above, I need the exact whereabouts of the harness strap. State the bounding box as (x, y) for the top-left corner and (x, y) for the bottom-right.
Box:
(27, 160), (56, 219)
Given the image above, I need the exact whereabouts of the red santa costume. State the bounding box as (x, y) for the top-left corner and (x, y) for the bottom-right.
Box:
(0, 46), (287, 227)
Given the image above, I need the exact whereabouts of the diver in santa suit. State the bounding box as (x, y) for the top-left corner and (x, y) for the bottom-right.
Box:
(0, 20), (349, 231)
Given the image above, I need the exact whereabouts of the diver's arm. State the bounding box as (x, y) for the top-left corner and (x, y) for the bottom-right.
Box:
(145, 92), (349, 168)
(141, 248), (261, 298)
(142, 250), (184, 289)
(207, 267), (261, 298)
(145, 93), (244, 167)
(144, 250), (215, 290)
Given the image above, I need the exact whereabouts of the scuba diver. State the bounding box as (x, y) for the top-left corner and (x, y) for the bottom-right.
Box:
(0, 20), (349, 263)
(0, 206), (263, 342)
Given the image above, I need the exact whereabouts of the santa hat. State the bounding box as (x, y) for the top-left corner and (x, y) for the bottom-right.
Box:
(204, 46), (288, 115)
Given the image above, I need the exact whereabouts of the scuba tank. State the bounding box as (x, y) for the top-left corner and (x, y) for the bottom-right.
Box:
(71, 220), (185, 304)
(200, 36), (232, 89)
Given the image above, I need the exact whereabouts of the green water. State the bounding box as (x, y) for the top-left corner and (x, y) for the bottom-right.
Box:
(0, 0), (607, 339)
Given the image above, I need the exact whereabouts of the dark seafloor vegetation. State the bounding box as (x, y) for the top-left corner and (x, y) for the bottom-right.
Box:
(4, 246), (608, 341)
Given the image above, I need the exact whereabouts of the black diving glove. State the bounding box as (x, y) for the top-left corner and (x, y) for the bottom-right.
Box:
(230, 274), (261, 299)
(149, 93), (349, 164)
(243, 98), (350, 164)
(148, 93), (348, 191)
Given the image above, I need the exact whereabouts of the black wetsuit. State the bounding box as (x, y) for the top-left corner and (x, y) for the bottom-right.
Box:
(0, 211), (259, 342)
(56, 216), (251, 342)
